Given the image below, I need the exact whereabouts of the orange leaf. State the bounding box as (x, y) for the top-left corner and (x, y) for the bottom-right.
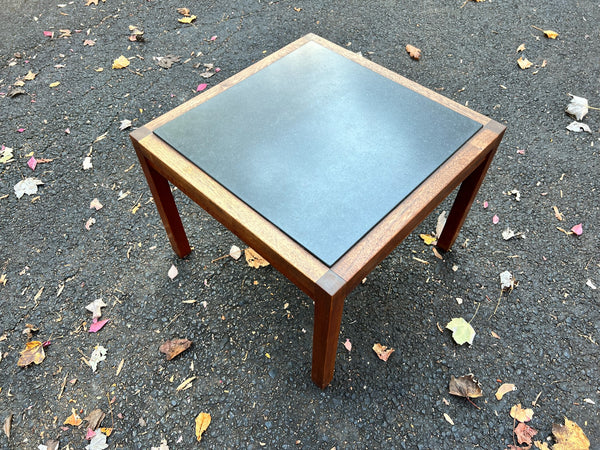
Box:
(552, 417), (590, 450)
(64, 409), (82, 426)
(510, 403), (534, 422)
(372, 343), (395, 361)
(405, 44), (421, 60)
(195, 412), (211, 441)
(244, 248), (269, 268)
(495, 383), (516, 400)
(17, 341), (45, 367)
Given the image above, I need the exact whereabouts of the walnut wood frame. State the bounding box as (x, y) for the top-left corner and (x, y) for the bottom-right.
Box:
(130, 33), (505, 389)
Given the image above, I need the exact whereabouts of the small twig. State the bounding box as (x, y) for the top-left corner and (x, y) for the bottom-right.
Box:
(106, 392), (115, 428)
(210, 254), (229, 263)
(491, 291), (503, 317)
(57, 372), (68, 400)
(469, 302), (481, 324)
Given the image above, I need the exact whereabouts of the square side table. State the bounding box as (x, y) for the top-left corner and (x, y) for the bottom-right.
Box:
(130, 33), (505, 388)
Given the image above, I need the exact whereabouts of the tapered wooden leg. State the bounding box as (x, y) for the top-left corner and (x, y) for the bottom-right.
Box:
(311, 271), (347, 388)
(437, 146), (498, 251)
(135, 149), (192, 258)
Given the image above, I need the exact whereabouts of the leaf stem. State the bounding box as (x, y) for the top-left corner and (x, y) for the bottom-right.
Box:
(469, 302), (481, 324)
(466, 397), (481, 409)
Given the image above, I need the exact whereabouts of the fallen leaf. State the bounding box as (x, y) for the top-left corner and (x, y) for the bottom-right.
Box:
(14, 177), (44, 198)
(532, 25), (559, 39)
(89, 345), (107, 372)
(119, 119), (132, 130)
(443, 413), (454, 425)
(177, 7), (190, 15)
(84, 409), (105, 430)
(112, 55), (130, 69)
(491, 330), (501, 339)
(167, 264), (178, 280)
(89, 198), (103, 210)
(495, 383), (516, 400)
(3, 414), (12, 438)
(27, 156), (37, 170)
(566, 95), (589, 121)
(419, 234), (437, 245)
(83, 156), (93, 170)
(0, 146), (14, 163)
(86, 299), (107, 318)
(446, 317), (476, 345)
(156, 55), (181, 69)
(372, 343), (394, 361)
(195, 412), (211, 441)
(517, 57), (533, 69)
(570, 223), (583, 236)
(516, 43), (526, 52)
(64, 409), (83, 426)
(405, 44), (421, 60)
(17, 341), (46, 366)
(552, 417), (590, 450)
(502, 228), (516, 240)
(49, 81), (61, 88)
(500, 270), (514, 290)
(510, 403), (534, 422)
(566, 121), (592, 133)
(534, 441), (550, 450)
(245, 248), (269, 268)
(85, 217), (96, 230)
(23, 70), (37, 81)
(159, 338), (192, 360)
(515, 422), (538, 445)
(8, 87), (26, 97)
(178, 15), (197, 24)
(343, 338), (352, 352)
(449, 374), (483, 398)
(229, 245), (242, 260)
(83, 39), (95, 46)
(89, 319), (109, 333)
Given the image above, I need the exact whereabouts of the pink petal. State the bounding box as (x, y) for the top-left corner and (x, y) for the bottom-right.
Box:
(215, 67), (221, 72)
(85, 428), (96, 440)
(517, 149), (525, 155)
(17, 128), (25, 133)
(196, 83), (208, 92)
(492, 214), (499, 224)
(343, 338), (352, 352)
(44, 31), (54, 38)
(27, 156), (37, 171)
(65, 128), (71, 134)
(571, 223), (583, 236)
(210, 35), (217, 41)
(89, 319), (109, 333)
(483, 201), (489, 209)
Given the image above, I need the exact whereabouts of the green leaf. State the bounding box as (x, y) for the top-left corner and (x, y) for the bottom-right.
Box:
(446, 317), (476, 345)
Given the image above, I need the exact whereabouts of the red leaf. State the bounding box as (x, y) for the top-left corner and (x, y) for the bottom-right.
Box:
(514, 422), (537, 445)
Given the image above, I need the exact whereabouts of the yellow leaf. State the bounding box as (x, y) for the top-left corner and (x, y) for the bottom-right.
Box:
(23, 71), (37, 81)
(63, 409), (82, 426)
(419, 234), (437, 245)
(95, 67), (104, 72)
(244, 248), (269, 268)
(544, 29), (559, 39)
(49, 81), (61, 87)
(552, 417), (590, 450)
(100, 427), (113, 436)
(517, 57), (533, 70)
(178, 15), (197, 24)
(516, 43), (526, 53)
(17, 341), (45, 366)
(112, 55), (130, 69)
(14, 80), (25, 87)
(195, 412), (211, 442)
(510, 403), (534, 422)
(495, 383), (516, 400)
(533, 441), (550, 450)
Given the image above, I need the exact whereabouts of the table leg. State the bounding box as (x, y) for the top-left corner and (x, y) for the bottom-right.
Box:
(135, 150), (192, 258)
(311, 271), (347, 388)
(437, 147), (498, 252)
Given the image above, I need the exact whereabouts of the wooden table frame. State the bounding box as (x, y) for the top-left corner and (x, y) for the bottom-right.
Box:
(130, 33), (505, 389)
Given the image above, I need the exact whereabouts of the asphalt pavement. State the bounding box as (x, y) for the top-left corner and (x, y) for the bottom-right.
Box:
(0, 0), (599, 448)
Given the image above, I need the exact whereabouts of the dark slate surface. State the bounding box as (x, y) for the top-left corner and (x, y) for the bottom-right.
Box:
(154, 41), (482, 266)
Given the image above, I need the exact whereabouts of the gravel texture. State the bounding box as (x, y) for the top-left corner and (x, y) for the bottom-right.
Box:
(0, 0), (599, 449)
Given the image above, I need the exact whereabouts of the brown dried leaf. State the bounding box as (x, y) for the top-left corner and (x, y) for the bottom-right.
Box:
(245, 248), (269, 268)
(516, 43), (526, 53)
(515, 422), (538, 445)
(372, 343), (395, 361)
(517, 57), (533, 69)
(510, 403), (534, 422)
(3, 414), (12, 438)
(84, 408), (105, 430)
(405, 44), (421, 60)
(159, 338), (192, 360)
(552, 206), (564, 221)
(495, 383), (516, 400)
(17, 341), (45, 367)
(177, 7), (190, 16)
(552, 417), (590, 450)
(195, 412), (211, 441)
(534, 441), (550, 450)
(448, 374), (483, 399)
